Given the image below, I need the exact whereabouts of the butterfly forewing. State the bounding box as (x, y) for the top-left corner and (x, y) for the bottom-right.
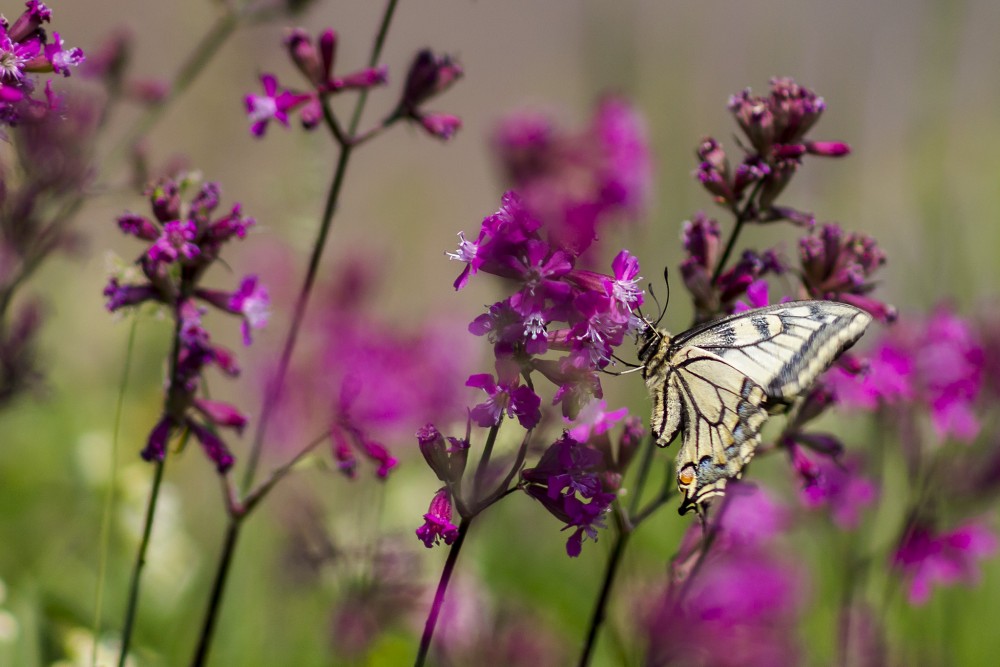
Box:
(640, 300), (872, 514)
(673, 301), (872, 398)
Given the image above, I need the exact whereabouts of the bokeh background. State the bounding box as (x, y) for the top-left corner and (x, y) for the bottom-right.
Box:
(3, 0), (1000, 665)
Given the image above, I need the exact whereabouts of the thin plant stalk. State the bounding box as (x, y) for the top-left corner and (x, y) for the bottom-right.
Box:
(189, 3), (402, 663)
(117, 458), (165, 667)
(117, 311), (187, 666)
(92, 318), (138, 667)
(414, 519), (472, 667)
(576, 435), (664, 666)
(577, 508), (632, 667)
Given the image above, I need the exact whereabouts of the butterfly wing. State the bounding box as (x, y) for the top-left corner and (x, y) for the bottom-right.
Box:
(673, 300), (872, 399)
(664, 346), (769, 514)
(642, 300), (872, 514)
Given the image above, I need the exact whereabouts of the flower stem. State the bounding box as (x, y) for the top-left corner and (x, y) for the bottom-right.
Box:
(577, 509), (632, 667)
(116, 457), (165, 667)
(93, 317), (138, 667)
(575, 434), (657, 666)
(414, 518), (472, 667)
(710, 181), (766, 284)
(107, 8), (242, 167)
(472, 421), (502, 501)
(190, 521), (241, 667)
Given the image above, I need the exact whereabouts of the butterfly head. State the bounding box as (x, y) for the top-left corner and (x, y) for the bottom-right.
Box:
(637, 324), (670, 366)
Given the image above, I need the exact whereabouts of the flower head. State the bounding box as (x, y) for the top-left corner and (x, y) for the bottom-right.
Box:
(799, 223), (895, 322)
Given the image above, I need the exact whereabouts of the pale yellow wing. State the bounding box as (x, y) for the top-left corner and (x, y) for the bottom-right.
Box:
(664, 347), (768, 514)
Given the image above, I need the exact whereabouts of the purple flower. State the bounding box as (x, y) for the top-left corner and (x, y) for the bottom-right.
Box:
(893, 520), (998, 605)
(646, 555), (803, 667)
(830, 306), (983, 442)
(187, 419), (235, 473)
(417, 423), (469, 485)
(244, 73), (309, 137)
(140, 415), (174, 463)
(229, 275), (270, 345)
(400, 49), (463, 112)
(467, 358), (542, 430)
(416, 487), (460, 548)
(43, 32), (85, 76)
(790, 447), (877, 529)
(106, 175), (259, 472)
(147, 219), (200, 266)
(522, 434), (616, 556)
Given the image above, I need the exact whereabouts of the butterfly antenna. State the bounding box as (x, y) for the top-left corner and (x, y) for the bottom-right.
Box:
(653, 266), (670, 328)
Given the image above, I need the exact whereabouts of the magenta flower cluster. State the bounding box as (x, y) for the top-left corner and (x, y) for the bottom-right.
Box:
(104, 176), (268, 472)
(698, 77), (848, 215)
(451, 191), (644, 419)
(521, 405), (643, 556)
(492, 97), (652, 256)
(245, 28), (462, 141)
(0, 1), (84, 127)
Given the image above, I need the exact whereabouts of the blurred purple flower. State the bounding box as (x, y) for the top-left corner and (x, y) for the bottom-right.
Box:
(493, 96), (652, 256)
(244, 73), (309, 137)
(105, 175), (260, 472)
(398, 49), (464, 141)
(829, 305), (983, 443)
(789, 446), (877, 529)
(265, 255), (476, 474)
(892, 520), (998, 605)
(646, 547), (803, 667)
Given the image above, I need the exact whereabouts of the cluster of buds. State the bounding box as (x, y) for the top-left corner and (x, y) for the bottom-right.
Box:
(244, 29), (462, 141)
(679, 212), (785, 322)
(0, 1), (84, 127)
(104, 175), (269, 472)
(696, 77), (849, 216)
(799, 223), (896, 322)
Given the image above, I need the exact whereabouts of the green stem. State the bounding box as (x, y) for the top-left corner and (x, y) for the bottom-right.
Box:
(189, 521), (241, 667)
(710, 181), (766, 285)
(117, 458), (165, 667)
(241, 0), (401, 490)
(92, 318), (138, 667)
(414, 519), (472, 667)
(577, 509), (632, 667)
(575, 434), (658, 666)
(472, 421), (502, 502)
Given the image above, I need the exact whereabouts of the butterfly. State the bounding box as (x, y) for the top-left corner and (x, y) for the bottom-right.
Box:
(638, 300), (872, 515)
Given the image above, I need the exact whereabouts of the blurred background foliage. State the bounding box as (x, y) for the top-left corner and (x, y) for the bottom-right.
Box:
(2, 0), (1000, 665)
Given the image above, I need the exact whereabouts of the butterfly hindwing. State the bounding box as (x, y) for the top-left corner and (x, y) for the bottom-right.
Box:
(669, 347), (768, 513)
(640, 300), (872, 515)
